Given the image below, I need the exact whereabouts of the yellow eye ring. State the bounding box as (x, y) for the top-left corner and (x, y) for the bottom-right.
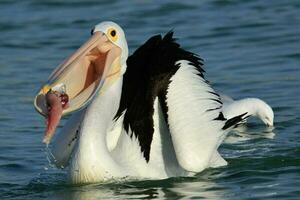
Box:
(107, 28), (118, 42)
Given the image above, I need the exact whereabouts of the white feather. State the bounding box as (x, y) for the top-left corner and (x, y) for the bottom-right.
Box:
(106, 111), (125, 152)
(166, 60), (229, 172)
(61, 79), (187, 183)
(209, 151), (228, 168)
(221, 95), (274, 126)
(68, 78), (125, 183)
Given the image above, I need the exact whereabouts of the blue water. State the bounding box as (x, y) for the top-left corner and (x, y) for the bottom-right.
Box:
(1, 0), (300, 199)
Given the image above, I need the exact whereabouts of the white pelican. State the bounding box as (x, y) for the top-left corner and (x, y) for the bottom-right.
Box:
(34, 21), (248, 184)
(220, 94), (274, 126)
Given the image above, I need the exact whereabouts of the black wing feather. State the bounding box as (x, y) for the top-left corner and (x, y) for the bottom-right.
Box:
(114, 32), (204, 162)
(114, 32), (242, 162)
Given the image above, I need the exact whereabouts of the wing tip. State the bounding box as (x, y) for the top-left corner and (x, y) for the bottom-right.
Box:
(163, 30), (175, 42)
(222, 112), (248, 130)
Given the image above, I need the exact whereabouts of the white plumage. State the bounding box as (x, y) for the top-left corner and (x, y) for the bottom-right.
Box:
(51, 60), (228, 183)
(220, 94), (274, 126)
(34, 21), (271, 184)
(166, 60), (229, 172)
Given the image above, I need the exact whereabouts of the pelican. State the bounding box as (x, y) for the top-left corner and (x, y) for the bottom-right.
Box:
(34, 21), (249, 184)
(220, 94), (274, 126)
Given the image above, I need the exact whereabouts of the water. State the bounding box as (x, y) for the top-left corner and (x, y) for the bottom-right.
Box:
(0, 0), (299, 199)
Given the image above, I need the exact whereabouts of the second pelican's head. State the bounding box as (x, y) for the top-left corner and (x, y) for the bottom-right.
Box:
(34, 21), (128, 117)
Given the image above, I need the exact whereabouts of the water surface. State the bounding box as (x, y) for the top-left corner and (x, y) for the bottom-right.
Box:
(0, 0), (300, 199)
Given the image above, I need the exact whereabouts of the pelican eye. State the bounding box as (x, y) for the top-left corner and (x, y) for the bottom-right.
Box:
(107, 28), (118, 42)
(111, 30), (116, 37)
(90, 28), (95, 35)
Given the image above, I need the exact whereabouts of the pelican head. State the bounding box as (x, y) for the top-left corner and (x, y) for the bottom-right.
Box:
(34, 21), (128, 142)
(257, 102), (274, 127)
(34, 21), (128, 115)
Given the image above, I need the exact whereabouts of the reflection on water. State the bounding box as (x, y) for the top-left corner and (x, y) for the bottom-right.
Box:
(22, 170), (232, 199)
(225, 125), (275, 144)
(42, 177), (226, 200)
(169, 180), (224, 199)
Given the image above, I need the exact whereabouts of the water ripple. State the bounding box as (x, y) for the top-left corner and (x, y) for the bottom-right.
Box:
(1, 0), (300, 199)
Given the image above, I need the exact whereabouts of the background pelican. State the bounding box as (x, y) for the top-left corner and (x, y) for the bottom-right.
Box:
(220, 94), (274, 126)
(35, 21), (252, 184)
